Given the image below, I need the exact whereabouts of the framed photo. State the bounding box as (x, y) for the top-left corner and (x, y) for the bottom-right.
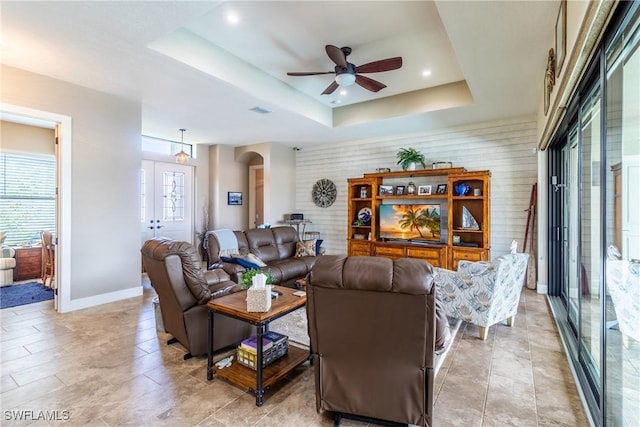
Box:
(436, 184), (447, 194)
(228, 192), (242, 205)
(395, 185), (405, 195)
(555, 0), (566, 77)
(379, 185), (394, 196)
(418, 185), (432, 195)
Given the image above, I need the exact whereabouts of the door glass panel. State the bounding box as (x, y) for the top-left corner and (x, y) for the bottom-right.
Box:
(163, 171), (185, 221)
(605, 9), (640, 426)
(563, 134), (580, 329)
(579, 86), (602, 388)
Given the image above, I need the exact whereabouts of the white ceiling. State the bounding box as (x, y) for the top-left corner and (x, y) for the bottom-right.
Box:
(0, 1), (558, 147)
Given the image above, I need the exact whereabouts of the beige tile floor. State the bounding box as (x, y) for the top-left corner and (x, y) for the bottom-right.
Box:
(0, 280), (589, 426)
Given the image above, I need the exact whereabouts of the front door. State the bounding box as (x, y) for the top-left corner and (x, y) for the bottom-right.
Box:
(141, 160), (193, 245)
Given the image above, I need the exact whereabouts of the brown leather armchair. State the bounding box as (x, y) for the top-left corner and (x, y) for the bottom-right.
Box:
(141, 238), (253, 359)
(307, 255), (444, 427)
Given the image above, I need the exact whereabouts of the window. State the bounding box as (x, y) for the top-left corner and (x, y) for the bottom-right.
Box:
(141, 135), (193, 158)
(0, 152), (55, 245)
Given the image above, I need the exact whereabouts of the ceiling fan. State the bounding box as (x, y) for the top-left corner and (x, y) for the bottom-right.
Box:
(287, 45), (402, 95)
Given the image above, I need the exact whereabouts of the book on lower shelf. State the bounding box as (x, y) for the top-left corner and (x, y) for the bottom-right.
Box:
(240, 335), (273, 352)
(263, 331), (287, 346)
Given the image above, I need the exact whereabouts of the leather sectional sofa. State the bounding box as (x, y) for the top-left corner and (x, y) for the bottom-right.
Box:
(205, 226), (318, 288)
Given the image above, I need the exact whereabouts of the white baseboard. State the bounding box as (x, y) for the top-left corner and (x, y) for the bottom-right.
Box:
(537, 283), (548, 294)
(63, 286), (143, 312)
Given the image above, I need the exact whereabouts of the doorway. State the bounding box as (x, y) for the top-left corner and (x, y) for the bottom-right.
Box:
(1, 103), (71, 313)
(140, 160), (194, 245)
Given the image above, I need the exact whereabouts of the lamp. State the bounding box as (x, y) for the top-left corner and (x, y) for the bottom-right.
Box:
(335, 72), (356, 87)
(175, 128), (189, 164)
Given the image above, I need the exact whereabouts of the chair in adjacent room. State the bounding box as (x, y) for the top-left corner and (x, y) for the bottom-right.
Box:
(307, 255), (450, 427)
(41, 231), (55, 288)
(434, 253), (529, 340)
(0, 247), (16, 286)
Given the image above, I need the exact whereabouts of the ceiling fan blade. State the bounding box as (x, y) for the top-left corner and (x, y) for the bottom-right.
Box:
(355, 57), (403, 74)
(355, 75), (386, 92)
(321, 81), (339, 95)
(287, 71), (335, 76)
(325, 45), (347, 69)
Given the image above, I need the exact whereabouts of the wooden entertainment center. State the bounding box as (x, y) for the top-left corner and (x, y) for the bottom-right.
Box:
(347, 167), (490, 270)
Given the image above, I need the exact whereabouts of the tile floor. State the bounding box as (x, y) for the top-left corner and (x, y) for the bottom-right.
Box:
(0, 279), (589, 426)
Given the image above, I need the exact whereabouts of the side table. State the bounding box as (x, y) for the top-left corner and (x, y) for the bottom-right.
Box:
(207, 286), (309, 407)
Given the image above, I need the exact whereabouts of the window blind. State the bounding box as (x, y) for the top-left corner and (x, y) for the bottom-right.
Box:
(0, 152), (55, 245)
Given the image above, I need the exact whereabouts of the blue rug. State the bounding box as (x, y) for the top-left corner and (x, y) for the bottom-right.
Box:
(0, 282), (54, 309)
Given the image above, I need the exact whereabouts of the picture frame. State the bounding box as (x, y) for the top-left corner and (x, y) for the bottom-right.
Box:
(379, 185), (394, 196)
(395, 185), (405, 195)
(436, 184), (447, 195)
(418, 185), (432, 195)
(228, 191), (243, 205)
(555, 0), (566, 77)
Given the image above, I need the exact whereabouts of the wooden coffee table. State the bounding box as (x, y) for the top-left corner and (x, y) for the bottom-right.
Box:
(207, 285), (309, 406)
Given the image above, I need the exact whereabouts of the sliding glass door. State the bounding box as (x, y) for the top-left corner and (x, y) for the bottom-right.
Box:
(547, 3), (639, 426)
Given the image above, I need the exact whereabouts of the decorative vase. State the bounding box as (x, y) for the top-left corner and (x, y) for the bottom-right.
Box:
(407, 162), (417, 171)
(455, 183), (470, 196)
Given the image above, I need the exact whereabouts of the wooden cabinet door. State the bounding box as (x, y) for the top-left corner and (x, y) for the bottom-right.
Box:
(349, 240), (371, 256)
(406, 246), (447, 267)
(373, 245), (405, 260)
(451, 248), (488, 270)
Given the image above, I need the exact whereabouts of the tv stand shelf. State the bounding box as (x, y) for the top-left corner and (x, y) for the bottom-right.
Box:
(347, 167), (490, 270)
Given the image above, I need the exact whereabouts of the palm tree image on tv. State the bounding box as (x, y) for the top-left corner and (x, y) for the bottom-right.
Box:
(379, 204), (441, 240)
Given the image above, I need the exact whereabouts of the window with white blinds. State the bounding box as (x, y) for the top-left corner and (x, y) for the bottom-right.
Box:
(0, 152), (56, 246)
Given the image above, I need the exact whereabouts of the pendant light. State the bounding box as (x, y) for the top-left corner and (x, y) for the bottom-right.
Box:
(175, 128), (189, 164)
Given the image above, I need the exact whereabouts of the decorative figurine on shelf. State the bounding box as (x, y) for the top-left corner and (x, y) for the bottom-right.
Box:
(461, 206), (480, 230)
(360, 187), (368, 198)
(407, 182), (417, 195)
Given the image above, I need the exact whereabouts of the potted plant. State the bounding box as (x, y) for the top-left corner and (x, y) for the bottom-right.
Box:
(240, 268), (274, 290)
(396, 148), (426, 171)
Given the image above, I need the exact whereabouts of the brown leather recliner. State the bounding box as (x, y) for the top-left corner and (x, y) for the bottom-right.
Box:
(141, 238), (253, 359)
(307, 255), (445, 427)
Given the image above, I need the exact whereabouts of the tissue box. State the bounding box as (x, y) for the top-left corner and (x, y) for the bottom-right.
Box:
(246, 285), (272, 312)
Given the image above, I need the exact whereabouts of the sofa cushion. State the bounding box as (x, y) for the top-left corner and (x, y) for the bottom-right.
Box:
(241, 253), (267, 267)
(246, 229), (280, 262)
(268, 258), (309, 281)
(272, 226), (299, 259)
(295, 239), (316, 257)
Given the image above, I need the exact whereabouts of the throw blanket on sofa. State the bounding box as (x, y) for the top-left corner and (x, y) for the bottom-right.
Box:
(211, 229), (239, 258)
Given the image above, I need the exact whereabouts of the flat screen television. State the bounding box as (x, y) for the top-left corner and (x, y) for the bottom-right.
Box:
(379, 204), (441, 242)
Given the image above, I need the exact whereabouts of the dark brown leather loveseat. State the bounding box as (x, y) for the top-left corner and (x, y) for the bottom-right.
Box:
(141, 238), (253, 359)
(205, 226), (318, 288)
(307, 255), (449, 427)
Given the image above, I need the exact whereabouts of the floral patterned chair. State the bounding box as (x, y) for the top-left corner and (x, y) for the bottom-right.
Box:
(434, 253), (529, 340)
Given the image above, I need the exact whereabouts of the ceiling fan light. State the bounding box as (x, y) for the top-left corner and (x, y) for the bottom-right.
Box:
(335, 73), (356, 87)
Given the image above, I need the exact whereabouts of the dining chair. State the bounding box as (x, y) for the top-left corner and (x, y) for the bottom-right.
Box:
(41, 231), (55, 288)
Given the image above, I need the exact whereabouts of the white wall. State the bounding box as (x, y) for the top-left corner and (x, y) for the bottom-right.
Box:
(295, 117), (539, 257)
(1, 65), (142, 304)
(209, 144), (248, 230)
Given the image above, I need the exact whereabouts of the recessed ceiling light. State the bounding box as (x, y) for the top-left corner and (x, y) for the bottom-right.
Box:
(331, 100), (342, 105)
(226, 11), (240, 25)
(422, 69), (432, 77)
(339, 90), (348, 96)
